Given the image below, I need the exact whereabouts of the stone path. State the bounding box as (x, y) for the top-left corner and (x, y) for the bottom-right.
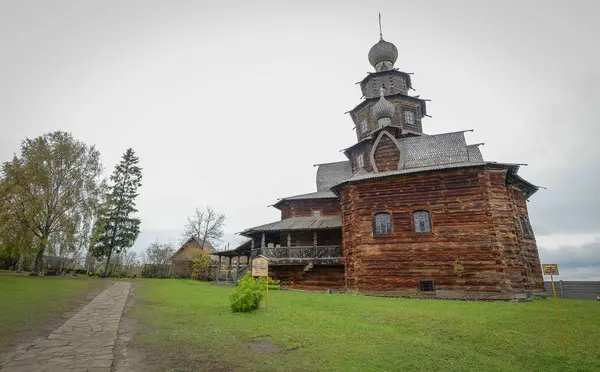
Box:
(1, 282), (131, 372)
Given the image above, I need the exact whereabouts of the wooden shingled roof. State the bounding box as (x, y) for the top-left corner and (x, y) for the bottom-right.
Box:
(239, 216), (342, 237)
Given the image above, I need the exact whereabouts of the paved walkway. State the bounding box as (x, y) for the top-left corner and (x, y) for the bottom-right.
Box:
(1, 281), (131, 372)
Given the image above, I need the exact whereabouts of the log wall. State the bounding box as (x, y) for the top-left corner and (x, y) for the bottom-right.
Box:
(279, 199), (341, 219)
(270, 265), (345, 291)
(373, 133), (401, 172)
(339, 166), (543, 299)
(508, 185), (544, 291)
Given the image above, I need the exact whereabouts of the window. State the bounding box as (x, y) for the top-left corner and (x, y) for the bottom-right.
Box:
(404, 111), (415, 125)
(313, 210), (321, 217)
(373, 213), (392, 235)
(360, 120), (368, 134)
(357, 153), (365, 168)
(413, 211), (431, 233)
(518, 215), (534, 238)
(419, 280), (435, 292)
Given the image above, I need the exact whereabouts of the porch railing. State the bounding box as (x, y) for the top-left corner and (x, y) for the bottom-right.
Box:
(251, 246), (341, 261)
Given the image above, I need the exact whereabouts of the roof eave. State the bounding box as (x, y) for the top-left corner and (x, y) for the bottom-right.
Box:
(331, 162), (487, 191)
(357, 69), (413, 86)
(348, 92), (428, 114)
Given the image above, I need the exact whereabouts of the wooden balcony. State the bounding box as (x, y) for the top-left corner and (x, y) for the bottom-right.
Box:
(251, 246), (342, 265)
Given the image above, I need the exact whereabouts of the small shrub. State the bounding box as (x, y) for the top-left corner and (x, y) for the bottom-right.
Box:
(191, 250), (211, 280)
(256, 276), (281, 290)
(230, 272), (264, 313)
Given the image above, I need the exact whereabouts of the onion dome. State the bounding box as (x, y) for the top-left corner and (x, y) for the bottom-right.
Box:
(372, 94), (395, 121)
(368, 38), (398, 70)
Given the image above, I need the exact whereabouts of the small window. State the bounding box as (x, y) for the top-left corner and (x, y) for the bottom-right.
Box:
(419, 280), (435, 292)
(357, 153), (365, 168)
(373, 213), (392, 235)
(313, 210), (321, 217)
(360, 120), (368, 134)
(404, 111), (415, 125)
(519, 215), (534, 238)
(413, 211), (431, 233)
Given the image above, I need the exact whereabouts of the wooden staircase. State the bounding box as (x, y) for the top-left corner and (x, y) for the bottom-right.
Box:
(301, 262), (314, 276)
(236, 265), (249, 280)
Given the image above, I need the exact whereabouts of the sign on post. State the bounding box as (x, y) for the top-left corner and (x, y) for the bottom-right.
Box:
(252, 256), (269, 277)
(543, 264), (559, 275)
(543, 263), (567, 359)
(252, 256), (269, 310)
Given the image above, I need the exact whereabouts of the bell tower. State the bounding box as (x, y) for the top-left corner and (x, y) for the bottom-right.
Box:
(348, 18), (428, 143)
(344, 17), (430, 173)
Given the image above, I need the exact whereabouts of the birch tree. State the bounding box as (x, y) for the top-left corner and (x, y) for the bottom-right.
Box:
(0, 131), (104, 274)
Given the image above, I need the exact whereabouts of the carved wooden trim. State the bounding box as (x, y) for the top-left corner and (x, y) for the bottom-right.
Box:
(369, 130), (405, 173)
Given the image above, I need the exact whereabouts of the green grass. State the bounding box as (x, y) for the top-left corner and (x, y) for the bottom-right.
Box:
(0, 271), (107, 348)
(132, 279), (600, 372)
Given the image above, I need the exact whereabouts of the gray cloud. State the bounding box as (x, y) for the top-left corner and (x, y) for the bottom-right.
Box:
(538, 241), (600, 271)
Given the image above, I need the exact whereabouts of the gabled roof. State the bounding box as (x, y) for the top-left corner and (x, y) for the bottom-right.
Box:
(401, 131), (472, 168)
(271, 190), (338, 209)
(283, 190), (337, 200)
(316, 161), (352, 191)
(183, 236), (214, 251)
(467, 144), (484, 162)
(270, 161), (350, 209)
(239, 216), (342, 237)
(171, 236), (215, 260)
(216, 239), (252, 257)
(342, 129), (475, 165)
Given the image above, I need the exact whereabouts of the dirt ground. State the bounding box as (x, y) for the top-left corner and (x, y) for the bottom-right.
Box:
(112, 283), (235, 372)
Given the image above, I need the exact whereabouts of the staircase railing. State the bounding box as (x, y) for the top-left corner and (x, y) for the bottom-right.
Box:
(236, 264), (249, 280)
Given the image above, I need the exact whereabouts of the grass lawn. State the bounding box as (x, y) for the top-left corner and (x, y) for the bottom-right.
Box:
(0, 271), (108, 349)
(131, 279), (600, 372)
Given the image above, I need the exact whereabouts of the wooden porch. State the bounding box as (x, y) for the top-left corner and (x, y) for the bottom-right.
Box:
(250, 245), (342, 265)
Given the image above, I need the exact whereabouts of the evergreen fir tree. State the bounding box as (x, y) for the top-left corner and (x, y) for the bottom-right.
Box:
(92, 148), (142, 277)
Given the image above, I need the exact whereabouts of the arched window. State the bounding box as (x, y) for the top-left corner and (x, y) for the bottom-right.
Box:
(373, 213), (392, 235)
(413, 211), (431, 233)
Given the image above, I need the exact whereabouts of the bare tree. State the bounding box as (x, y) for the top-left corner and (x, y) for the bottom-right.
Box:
(145, 241), (175, 265)
(184, 206), (225, 250)
(120, 250), (138, 267)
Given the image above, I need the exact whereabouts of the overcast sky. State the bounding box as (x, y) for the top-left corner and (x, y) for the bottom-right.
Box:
(1, 0), (599, 280)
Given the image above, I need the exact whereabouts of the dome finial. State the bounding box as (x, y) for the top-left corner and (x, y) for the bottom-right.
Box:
(368, 16), (398, 72)
(372, 89), (395, 128)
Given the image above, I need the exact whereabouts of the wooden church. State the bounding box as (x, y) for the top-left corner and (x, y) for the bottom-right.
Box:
(220, 27), (544, 300)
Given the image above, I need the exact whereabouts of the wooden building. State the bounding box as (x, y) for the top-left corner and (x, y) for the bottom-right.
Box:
(220, 32), (544, 300)
(170, 236), (216, 278)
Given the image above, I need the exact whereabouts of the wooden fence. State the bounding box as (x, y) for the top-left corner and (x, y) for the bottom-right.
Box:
(544, 281), (600, 300)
